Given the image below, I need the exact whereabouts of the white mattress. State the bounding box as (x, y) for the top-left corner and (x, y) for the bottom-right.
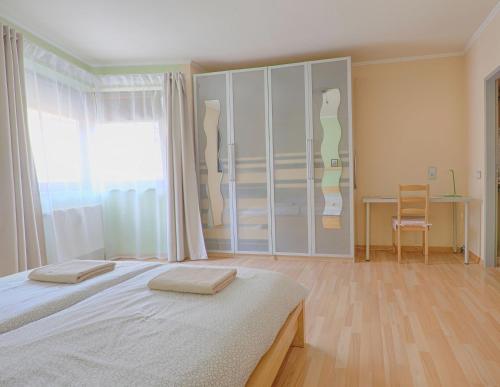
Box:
(0, 265), (307, 387)
(0, 261), (161, 334)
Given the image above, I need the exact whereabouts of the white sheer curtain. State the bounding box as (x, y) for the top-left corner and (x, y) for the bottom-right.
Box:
(24, 42), (103, 263)
(24, 42), (205, 262)
(95, 74), (169, 259)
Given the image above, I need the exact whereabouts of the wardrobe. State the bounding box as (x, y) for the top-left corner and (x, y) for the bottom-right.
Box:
(194, 58), (353, 258)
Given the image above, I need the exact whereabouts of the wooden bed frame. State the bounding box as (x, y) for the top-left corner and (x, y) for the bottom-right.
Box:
(246, 300), (305, 387)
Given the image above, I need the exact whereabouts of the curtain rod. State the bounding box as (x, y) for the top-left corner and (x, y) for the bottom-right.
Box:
(96, 86), (163, 92)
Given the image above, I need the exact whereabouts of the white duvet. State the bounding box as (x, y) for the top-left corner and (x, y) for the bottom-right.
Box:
(0, 261), (161, 334)
(0, 265), (307, 387)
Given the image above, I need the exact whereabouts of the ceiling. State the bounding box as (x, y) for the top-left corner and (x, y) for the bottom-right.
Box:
(0, 0), (497, 70)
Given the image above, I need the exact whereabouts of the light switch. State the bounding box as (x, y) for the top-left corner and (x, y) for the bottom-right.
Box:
(476, 170), (482, 179)
(427, 166), (437, 180)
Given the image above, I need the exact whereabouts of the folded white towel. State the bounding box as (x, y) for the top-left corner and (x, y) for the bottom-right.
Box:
(28, 260), (116, 284)
(148, 266), (237, 295)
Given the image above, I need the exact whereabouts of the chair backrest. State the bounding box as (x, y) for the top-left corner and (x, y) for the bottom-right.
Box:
(397, 184), (429, 223)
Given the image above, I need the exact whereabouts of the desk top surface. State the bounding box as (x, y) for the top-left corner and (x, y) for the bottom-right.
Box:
(363, 195), (474, 203)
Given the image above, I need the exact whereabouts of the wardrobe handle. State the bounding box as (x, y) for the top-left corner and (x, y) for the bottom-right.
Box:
(307, 139), (314, 181)
(229, 144), (235, 182)
(306, 139), (310, 180)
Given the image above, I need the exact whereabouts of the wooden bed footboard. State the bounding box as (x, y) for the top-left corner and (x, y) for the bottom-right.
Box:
(246, 300), (305, 387)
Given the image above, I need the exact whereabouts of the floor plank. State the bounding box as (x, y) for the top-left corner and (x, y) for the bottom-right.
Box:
(140, 251), (500, 386)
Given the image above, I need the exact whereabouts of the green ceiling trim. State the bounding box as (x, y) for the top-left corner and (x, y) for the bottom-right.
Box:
(0, 16), (188, 76)
(0, 16), (93, 72)
(93, 64), (185, 75)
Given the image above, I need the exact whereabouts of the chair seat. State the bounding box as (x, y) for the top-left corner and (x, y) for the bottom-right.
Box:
(392, 216), (431, 230)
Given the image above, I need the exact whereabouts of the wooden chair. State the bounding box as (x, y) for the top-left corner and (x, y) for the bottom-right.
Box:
(392, 184), (431, 264)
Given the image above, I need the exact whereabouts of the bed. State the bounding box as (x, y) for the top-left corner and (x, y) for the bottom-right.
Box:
(0, 265), (307, 386)
(0, 260), (161, 334)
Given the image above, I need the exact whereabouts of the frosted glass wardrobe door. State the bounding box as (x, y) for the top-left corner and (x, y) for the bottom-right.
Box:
(310, 59), (352, 256)
(269, 65), (309, 254)
(195, 74), (232, 252)
(231, 69), (270, 252)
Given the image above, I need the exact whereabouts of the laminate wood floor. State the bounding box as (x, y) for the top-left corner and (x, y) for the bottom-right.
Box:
(180, 251), (500, 387)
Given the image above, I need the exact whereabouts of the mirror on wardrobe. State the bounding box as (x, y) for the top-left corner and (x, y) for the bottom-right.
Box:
(319, 88), (343, 229)
(203, 99), (224, 227)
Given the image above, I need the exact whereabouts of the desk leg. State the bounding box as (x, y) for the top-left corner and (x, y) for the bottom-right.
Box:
(365, 202), (370, 261)
(452, 203), (457, 253)
(464, 202), (469, 264)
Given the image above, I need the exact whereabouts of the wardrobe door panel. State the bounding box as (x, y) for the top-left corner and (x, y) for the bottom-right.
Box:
(231, 70), (270, 252)
(270, 65), (309, 254)
(310, 60), (353, 256)
(195, 74), (233, 252)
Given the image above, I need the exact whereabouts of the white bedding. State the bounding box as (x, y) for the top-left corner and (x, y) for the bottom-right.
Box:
(0, 261), (161, 334)
(0, 265), (307, 387)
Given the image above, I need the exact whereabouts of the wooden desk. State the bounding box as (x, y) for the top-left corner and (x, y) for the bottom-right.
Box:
(363, 195), (474, 264)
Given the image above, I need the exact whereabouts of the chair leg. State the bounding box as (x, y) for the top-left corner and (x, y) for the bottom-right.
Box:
(397, 228), (402, 263)
(422, 231), (425, 256)
(424, 229), (429, 264)
(392, 229), (396, 253)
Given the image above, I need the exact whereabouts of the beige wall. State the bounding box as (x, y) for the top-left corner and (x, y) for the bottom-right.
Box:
(353, 56), (468, 247)
(465, 9), (500, 260)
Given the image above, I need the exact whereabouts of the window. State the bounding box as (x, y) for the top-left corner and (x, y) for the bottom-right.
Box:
(92, 121), (164, 184)
(28, 110), (164, 187)
(28, 109), (82, 183)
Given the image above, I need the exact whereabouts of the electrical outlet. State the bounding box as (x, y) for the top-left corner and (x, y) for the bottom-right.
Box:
(427, 166), (437, 180)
